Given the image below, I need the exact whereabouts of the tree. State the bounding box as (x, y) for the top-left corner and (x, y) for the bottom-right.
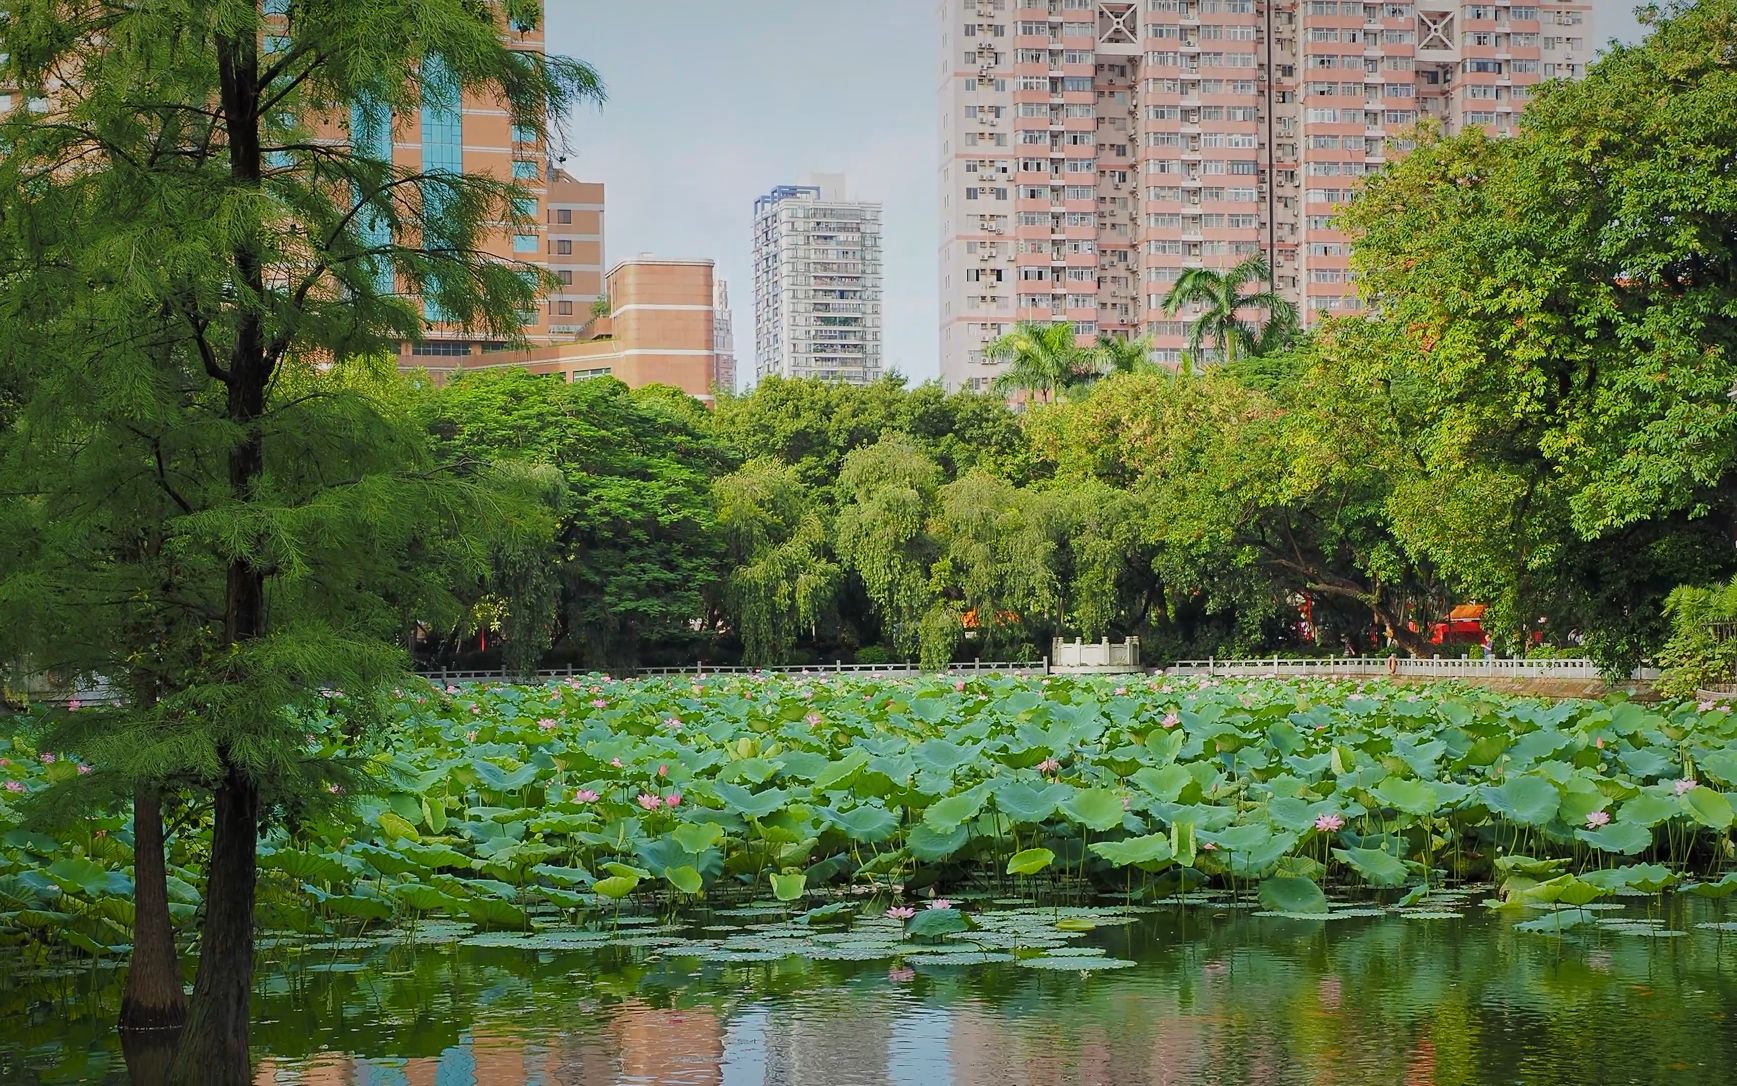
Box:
(834, 435), (943, 660)
(927, 472), (1059, 663)
(984, 321), (1099, 401)
(1160, 254), (1299, 368)
(1091, 333), (1156, 379)
(712, 459), (840, 663)
(422, 373), (730, 669)
(0, 2), (600, 1079)
(1340, 0), (1737, 669)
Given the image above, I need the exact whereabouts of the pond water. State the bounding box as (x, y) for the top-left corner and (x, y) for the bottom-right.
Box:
(7, 895), (1737, 1085)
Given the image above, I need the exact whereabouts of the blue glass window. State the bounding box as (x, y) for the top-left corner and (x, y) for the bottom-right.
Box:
(511, 124), (538, 145)
(512, 160), (539, 180)
(421, 54), (463, 319)
(513, 233), (539, 253)
(351, 96), (394, 295)
(514, 195), (538, 219)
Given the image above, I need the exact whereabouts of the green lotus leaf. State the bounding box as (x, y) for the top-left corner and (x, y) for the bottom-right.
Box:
(1089, 833), (1173, 868)
(1258, 876), (1328, 915)
(1683, 787), (1734, 831)
(1061, 788), (1127, 832)
(768, 871), (807, 902)
(1332, 847), (1409, 887)
(1006, 847), (1055, 875)
(908, 822), (971, 862)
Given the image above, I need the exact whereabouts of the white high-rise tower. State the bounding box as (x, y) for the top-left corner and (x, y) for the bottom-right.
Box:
(753, 174), (885, 384)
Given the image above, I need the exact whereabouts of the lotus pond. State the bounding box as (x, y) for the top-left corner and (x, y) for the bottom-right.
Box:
(5, 675), (1737, 1081)
(8, 897), (1737, 1083)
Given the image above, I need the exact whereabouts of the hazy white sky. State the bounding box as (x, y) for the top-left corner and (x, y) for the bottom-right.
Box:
(547, 1), (1652, 388)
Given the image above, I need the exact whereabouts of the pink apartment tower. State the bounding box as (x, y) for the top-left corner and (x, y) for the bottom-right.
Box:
(938, 0), (1594, 389)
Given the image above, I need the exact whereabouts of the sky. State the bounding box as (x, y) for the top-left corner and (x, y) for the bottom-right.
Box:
(547, 1), (1652, 390)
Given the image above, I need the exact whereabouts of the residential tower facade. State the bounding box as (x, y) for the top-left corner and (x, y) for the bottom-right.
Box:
(937, 0), (1594, 389)
(753, 176), (886, 385)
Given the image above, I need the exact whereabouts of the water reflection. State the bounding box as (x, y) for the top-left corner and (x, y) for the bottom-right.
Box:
(7, 900), (1737, 1085)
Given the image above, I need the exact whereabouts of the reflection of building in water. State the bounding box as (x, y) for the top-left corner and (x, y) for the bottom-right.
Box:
(249, 1026), (621, 1086)
(613, 1001), (725, 1085)
(760, 996), (892, 1085)
(949, 995), (1212, 1086)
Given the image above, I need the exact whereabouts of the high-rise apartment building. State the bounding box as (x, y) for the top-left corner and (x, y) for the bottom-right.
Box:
(753, 176), (886, 384)
(937, 0), (1594, 389)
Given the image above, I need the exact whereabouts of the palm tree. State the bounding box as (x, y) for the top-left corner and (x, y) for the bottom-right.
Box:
(985, 321), (1096, 401)
(1091, 332), (1156, 378)
(1160, 254), (1299, 368)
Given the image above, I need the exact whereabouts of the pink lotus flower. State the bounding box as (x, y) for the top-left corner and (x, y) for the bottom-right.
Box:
(663, 717), (683, 731)
(1201, 841), (1218, 851)
(574, 789), (601, 804)
(636, 792), (663, 811)
(1595, 737), (1605, 749)
(1122, 796), (1131, 810)
(657, 764), (669, 778)
(38, 753), (55, 765)
(664, 793), (682, 807)
(610, 757), (623, 768)
(4, 781), (24, 794)
(469, 705), (481, 714)
(888, 965), (916, 982)
(1699, 699), (1720, 713)
(886, 906), (917, 920)
(954, 681), (967, 692)
(66, 699), (81, 712)
(445, 685), (459, 695)
(537, 718), (558, 732)
(806, 714), (823, 727)
(327, 784), (342, 795)
(591, 698), (608, 709)
(1037, 757), (1061, 775)
(76, 764), (92, 776)
(1585, 810), (1611, 829)
(1675, 778), (1698, 796)
(927, 899), (953, 910)
(1114, 686), (1127, 696)
(1161, 711), (1181, 729)
(1314, 812), (1345, 833)
(466, 730), (478, 742)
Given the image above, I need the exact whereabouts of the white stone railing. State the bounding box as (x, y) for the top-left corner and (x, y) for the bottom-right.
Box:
(1162, 656), (1659, 681)
(1051, 637), (1142, 673)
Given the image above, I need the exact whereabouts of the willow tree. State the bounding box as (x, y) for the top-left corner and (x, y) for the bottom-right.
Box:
(834, 435), (942, 660)
(0, 2), (600, 1080)
(927, 472), (1059, 663)
(713, 459), (840, 663)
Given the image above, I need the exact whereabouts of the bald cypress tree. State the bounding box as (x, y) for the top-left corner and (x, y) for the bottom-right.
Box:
(0, 2), (599, 1081)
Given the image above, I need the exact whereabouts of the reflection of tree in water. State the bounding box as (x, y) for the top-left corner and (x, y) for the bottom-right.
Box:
(10, 906), (1737, 1083)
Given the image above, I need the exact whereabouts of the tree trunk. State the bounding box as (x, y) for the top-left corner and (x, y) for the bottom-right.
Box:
(118, 788), (185, 1033)
(167, 766), (258, 1085)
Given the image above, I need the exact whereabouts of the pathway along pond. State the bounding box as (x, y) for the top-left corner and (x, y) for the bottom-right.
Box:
(7, 894), (1737, 1085)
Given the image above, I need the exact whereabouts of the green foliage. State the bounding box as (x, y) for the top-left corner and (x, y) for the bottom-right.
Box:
(1160, 255), (1299, 368)
(5, 674), (1737, 956)
(421, 372), (731, 669)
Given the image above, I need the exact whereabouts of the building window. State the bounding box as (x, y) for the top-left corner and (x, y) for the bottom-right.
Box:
(557, 301), (574, 315)
(556, 208), (572, 224)
(514, 233), (539, 253)
(559, 270), (574, 285)
(512, 160), (540, 180)
(556, 240), (573, 255)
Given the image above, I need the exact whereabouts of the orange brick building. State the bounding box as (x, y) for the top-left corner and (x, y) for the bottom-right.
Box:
(408, 258), (731, 404)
